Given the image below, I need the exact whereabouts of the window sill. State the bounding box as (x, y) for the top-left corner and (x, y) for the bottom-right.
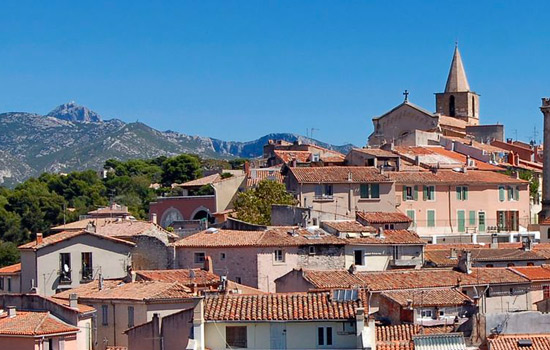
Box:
(358, 198), (380, 202)
(273, 262), (286, 266)
(313, 198), (334, 202)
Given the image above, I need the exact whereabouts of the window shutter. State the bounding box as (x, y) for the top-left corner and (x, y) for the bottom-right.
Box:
(423, 186), (427, 201)
(499, 186), (505, 202)
(371, 184), (380, 198)
(515, 186), (520, 200)
(507, 186), (513, 201)
(427, 210), (435, 227)
(413, 186), (418, 201)
(402, 187), (407, 201)
(360, 184), (368, 198)
(315, 185), (322, 197)
(463, 187), (468, 200)
(469, 210), (476, 225)
(456, 187), (461, 200)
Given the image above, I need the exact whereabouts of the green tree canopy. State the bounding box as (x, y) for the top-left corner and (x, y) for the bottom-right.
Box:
(234, 180), (296, 225)
(161, 154), (202, 186)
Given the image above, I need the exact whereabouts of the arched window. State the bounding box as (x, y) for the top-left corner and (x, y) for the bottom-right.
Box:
(472, 96), (476, 117)
(449, 95), (456, 117)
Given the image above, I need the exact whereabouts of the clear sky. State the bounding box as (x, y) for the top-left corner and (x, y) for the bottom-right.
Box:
(0, 1), (548, 146)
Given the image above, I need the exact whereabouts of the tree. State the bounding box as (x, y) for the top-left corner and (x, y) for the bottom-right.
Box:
(234, 180), (296, 225)
(0, 241), (20, 267)
(161, 154), (202, 186)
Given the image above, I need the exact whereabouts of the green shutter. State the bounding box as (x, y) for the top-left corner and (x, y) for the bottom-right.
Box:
(406, 210), (415, 223)
(371, 184), (380, 198)
(413, 185), (418, 201)
(515, 186), (520, 200)
(402, 186), (407, 201)
(507, 186), (512, 201)
(360, 184), (368, 198)
(456, 187), (461, 200)
(463, 187), (468, 200)
(499, 186), (505, 202)
(423, 186), (427, 201)
(429, 210), (435, 227)
(457, 210), (465, 233)
(469, 210), (476, 225)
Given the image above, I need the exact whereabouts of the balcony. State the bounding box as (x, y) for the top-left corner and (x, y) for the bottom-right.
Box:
(81, 267), (94, 282)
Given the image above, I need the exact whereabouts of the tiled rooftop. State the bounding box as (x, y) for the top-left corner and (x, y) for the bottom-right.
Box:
(356, 211), (412, 224)
(388, 169), (527, 185)
(510, 266), (550, 281)
(18, 230), (135, 250)
(274, 150), (312, 163)
(135, 269), (220, 287)
(0, 263), (21, 275)
(376, 324), (455, 350)
(425, 248), (548, 268)
(344, 230), (425, 245)
(289, 166), (392, 184)
(487, 334), (550, 350)
(353, 148), (399, 157)
(0, 310), (79, 336)
(53, 280), (192, 302)
(204, 291), (365, 321)
(321, 220), (377, 233)
(380, 288), (472, 307)
(173, 227), (345, 248)
(52, 219), (178, 239)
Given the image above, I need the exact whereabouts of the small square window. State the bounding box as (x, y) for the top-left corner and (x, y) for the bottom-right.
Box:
(194, 252), (206, 264)
(220, 253), (226, 260)
(308, 246), (316, 255)
(274, 249), (285, 262)
(235, 277), (242, 284)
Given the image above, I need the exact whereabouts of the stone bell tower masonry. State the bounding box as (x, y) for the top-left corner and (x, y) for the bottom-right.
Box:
(539, 97), (550, 222)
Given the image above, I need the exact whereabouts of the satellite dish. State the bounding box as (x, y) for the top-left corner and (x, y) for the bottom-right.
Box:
(63, 264), (70, 273)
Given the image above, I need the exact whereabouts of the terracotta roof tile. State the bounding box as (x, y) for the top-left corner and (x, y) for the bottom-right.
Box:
(321, 220), (376, 233)
(357, 211), (412, 224)
(510, 266), (550, 281)
(246, 167), (284, 187)
(18, 230), (135, 250)
(135, 269), (220, 287)
(53, 280), (192, 302)
(204, 291), (365, 321)
(289, 166), (392, 183)
(352, 148), (399, 157)
(487, 334), (550, 350)
(344, 230), (425, 245)
(427, 147), (502, 171)
(0, 310), (79, 336)
(173, 227), (345, 248)
(425, 248), (547, 268)
(0, 263), (21, 275)
(388, 169), (527, 185)
(274, 150), (312, 163)
(376, 324), (454, 350)
(53, 219), (178, 239)
(380, 288), (472, 307)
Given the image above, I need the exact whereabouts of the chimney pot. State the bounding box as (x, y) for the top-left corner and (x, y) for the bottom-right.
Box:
(151, 213), (157, 225)
(7, 306), (16, 318)
(69, 294), (78, 308)
(204, 256), (214, 274)
(36, 233), (43, 245)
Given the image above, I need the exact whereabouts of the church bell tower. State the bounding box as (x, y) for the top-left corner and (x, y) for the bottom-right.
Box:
(435, 45), (480, 125)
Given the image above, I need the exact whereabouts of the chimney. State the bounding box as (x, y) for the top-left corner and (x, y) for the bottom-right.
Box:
(415, 155), (420, 166)
(449, 248), (458, 259)
(203, 256), (213, 274)
(377, 227), (385, 239)
(348, 264), (357, 274)
(355, 307), (365, 336)
(522, 235), (534, 251)
(347, 171), (353, 182)
(152, 313), (161, 345)
(7, 306), (16, 318)
(491, 234), (499, 249)
(458, 250), (472, 274)
(193, 298), (205, 350)
(151, 213), (157, 225)
(85, 221), (96, 233)
(244, 161), (250, 176)
(466, 155), (471, 167)
(69, 293), (78, 309)
(406, 299), (413, 310)
(36, 233), (43, 245)
(98, 274), (104, 291)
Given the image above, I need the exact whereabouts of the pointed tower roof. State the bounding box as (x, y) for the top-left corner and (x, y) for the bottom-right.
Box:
(444, 45), (470, 92)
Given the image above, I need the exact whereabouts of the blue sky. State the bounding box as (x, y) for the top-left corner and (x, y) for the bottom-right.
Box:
(0, 1), (548, 146)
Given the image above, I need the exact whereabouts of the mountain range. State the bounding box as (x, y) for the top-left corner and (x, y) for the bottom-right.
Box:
(0, 102), (354, 186)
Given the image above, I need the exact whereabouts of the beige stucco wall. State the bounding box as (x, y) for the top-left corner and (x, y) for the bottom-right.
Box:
(396, 183), (530, 236)
(204, 321), (358, 350)
(28, 234), (132, 296)
(0, 275), (20, 294)
(345, 244), (423, 271)
(213, 172), (246, 212)
(77, 318), (92, 350)
(0, 334), (78, 350)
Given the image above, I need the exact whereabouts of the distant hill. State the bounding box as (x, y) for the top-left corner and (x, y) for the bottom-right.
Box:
(0, 102), (354, 185)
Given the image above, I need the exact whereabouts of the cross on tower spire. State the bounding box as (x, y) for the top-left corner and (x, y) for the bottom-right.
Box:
(403, 90), (409, 102)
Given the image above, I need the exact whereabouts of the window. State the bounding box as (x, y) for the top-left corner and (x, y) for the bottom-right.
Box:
(360, 183), (380, 199)
(507, 186), (520, 201)
(478, 212), (486, 232)
(472, 96), (476, 117)
(497, 210), (519, 231)
(0, 277), (3, 290)
(449, 95), (456, 117)
(60, 253), (71, 283)
(543, 285), (550, 299)
(81, 252), (93, 281)
(333, 289), (359, 302)
(392, 246), (401, 261)
(274, 249), (285, 263)
(469, 211), (476, 226)
(499, 185), (506, 202)
(226, 326), (247, 348)
(423, 185), (435, 201)
(439, 309), (445, 317)
(403, 186), (418, 201)
(406, 210), (416, 226)
(194, 252), (205, 264)
(128, 306), (134, 328)
(101, 305), (108, 326)
(421, 309), (433, 318)
(220, 252), (226, 260)
(486, 264), (494, 268)
(318, 326), (333, 346)
(7, 278), (11, 292)
(315, 184), (333, 199)
(354, 250), (364, 265)
(235, 277), (242, 284)
(308, 246), (316, 255)
(427, 210), (435, 228)
(384, 223), (395, 230)
(456, 186), (468, 201)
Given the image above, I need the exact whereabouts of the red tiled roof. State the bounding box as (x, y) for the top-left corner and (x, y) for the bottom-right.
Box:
(204, 291), (365, 321)
(173, 227), (345, 248)
(52, 219), (178, 239)
(376, 324), (454, 350)
(380, 288), (472, 307)
(424, 243), (524, 251)
(357, 211), (412, 224)
(246, 167), (284, 187)
(388, 169), (527, 185)
(487, 334), (550, 350)
(352, 148), (399, 157)
(300, 267), (529, 291)
(0, 310), (79, 336)
(0, 263), (21, 275)
(510, 266), (550, 281)
(425, 248), (547, 268)
(53, 280), (192, 302)
(345, 230), (425, 245)
(43, 296), (96, 314)
(274, 150), (311, 163)
(289, 166), (392, 183)
(135, 269), (220, 287)
(18, 230), (135, 250)
(321, 220), (377, 233)
(427, 147), (502, 171)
